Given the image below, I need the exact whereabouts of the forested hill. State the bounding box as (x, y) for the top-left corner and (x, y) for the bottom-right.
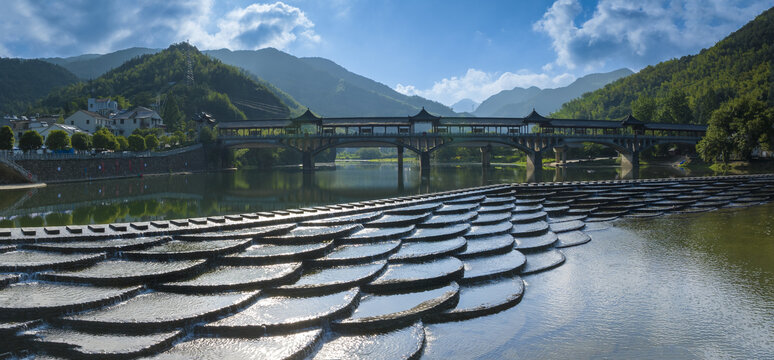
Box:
(552, 6), (774, 125)
(0, 58), (79, 114)
(205, 48), (458, 117)
(33, 43), (300, 132)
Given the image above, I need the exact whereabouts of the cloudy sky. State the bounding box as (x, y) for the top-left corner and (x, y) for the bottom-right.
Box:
(1, 0), (770, 106)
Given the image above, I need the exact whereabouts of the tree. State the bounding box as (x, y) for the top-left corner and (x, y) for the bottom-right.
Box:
(0, 126), (13, 150)
(144, 134), (159, 151)
(657, 90), (694, 124)
(71, 132), (92, 151)
(116, 136), (129, 151)
(128, 134), (146, 152)
(631, 96), (657, 123)
(199, 126), (217, 144)
(696, 97), (773, 163)
(45, 130), (71, 151)
(19, 130), (44, 152)
(92, 128), (117, 151)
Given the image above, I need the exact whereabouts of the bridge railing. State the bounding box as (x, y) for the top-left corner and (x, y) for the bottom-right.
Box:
(217, 132), (703, 141)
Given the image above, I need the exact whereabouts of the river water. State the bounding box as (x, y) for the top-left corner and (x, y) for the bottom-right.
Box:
(1, 163), (772, 358)
(0, 162), (712, 228)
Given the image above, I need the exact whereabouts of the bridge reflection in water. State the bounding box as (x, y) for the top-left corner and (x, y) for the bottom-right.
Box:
(217, 109), (706, 173)
(0, 162), (688, 228)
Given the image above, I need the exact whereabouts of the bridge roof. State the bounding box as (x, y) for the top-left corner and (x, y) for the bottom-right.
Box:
(439, 117), (525, 126)
(645, 123), (707, 131)
(323, 117), (410, 126)
(219, 120), (292, 129)
(546, 119), (623, 129)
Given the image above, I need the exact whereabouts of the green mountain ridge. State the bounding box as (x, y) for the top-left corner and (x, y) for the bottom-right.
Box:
(0, 58), (79, 115)
(552, 6), (774, 124)
(33, 43), (292, 132)
(205, 48), (458, 117)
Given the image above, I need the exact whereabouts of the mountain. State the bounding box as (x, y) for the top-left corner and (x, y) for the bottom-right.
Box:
(451, 98), (479, 113)
(43, 47), (160, 80)
(553, 6), (774, 124)
(34, 43), (294, 131)
(204, 48), (458, 117)
(474, 68), (633, 117)
(0, 58), (79, 114)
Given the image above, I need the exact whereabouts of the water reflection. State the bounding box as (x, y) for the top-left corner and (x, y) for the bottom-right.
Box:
(0, 162), (731, 227)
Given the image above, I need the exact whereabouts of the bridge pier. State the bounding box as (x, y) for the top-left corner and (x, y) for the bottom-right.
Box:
(553, 166), (566, 182)
(302, 151), (315, 172)
(620, 150), (639, 169)
(553, 146), (567, 165)
(481, 145), (491, 168)
(620, 165), (639, 180)
(526, 167), (543, 183)
(397, 146), (404, 170)
(526, 150), (542, 171)
(420, 151), (431, 176)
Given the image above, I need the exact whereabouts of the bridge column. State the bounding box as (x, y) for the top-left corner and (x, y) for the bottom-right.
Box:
(302, 151), (315, 172)
(526, 150), (542, 171)
(420, 151), (431, 175)
(620, 150), (639, 169)
(397, 146), (404, 169)
(480, 145), (491, 168)
(553, 146), (567, 165)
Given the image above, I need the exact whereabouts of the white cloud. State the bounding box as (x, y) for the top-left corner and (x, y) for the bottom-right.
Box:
(395, 68), (575, 106)
(0, 1), (319, 58)
(534, 0), (772, 70)
(196, 2), (320, 50)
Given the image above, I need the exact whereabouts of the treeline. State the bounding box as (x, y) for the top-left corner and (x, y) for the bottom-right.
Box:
(0, 58), (78, 114)
(30, 43), (297, 134)
(0, 125), (196, 153)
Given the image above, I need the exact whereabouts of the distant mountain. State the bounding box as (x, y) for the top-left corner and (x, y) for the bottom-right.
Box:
(36, 46), (458, 117)
(474, 69), (633, 118)
(205, 48), (458, 117)
(474, 87), (542, 117)
(34, 43), (293, 131)
(43, 47), (160, 80)
(0, 58), (79, 114)
(553, 6), (774, 124)
(451, 98), (479, 113)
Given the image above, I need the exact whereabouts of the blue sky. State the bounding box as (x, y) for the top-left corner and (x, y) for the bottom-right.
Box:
(0, 0), (770, 106)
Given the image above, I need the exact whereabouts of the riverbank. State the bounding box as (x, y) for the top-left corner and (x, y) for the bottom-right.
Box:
(0, 145), (210, 184)
(0, 182), (46, 190)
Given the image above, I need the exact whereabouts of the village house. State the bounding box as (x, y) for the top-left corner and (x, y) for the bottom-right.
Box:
(110, 106), (165, 135)
(64, 110), (113, 134)
(88, 98), (119, 116)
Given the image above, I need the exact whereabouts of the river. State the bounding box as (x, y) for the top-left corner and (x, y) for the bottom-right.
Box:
(0, 162), (716, 228)
(0, 162), (772, 358)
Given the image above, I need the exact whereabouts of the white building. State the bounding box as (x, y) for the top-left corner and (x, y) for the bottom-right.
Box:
(110, 107), (165, 135)
(64, 110), (113, 134)
(38, 123), (85, 139)
(87, 98), (119, 116)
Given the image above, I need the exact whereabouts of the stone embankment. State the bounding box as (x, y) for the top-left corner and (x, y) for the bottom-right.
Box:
(1, 174), (773, 358)
(0, 145), (209, 184)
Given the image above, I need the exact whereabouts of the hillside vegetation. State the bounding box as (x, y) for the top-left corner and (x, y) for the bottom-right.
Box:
(0, 58), (79, 114)
(32, 43), (300, 133)
(206, 48), (457, 117)
(553, 7), (774, 125)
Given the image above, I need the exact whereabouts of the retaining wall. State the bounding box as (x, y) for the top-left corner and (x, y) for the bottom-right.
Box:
(12, 146), (210, 183)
